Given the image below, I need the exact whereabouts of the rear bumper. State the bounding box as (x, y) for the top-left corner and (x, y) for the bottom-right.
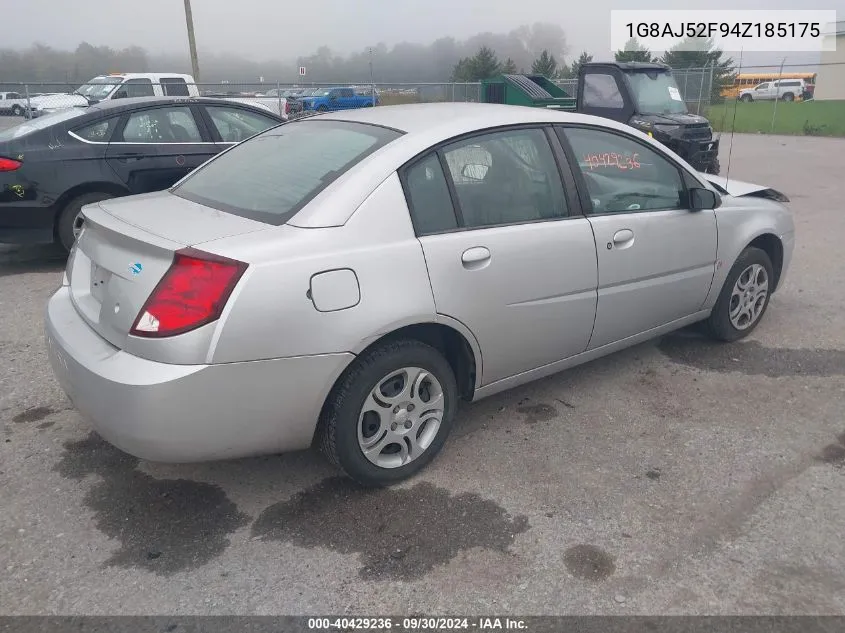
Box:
(45, 286), (353, 463)
(0, 203), (56, 244)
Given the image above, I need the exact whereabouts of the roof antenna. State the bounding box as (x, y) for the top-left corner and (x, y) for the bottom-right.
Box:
(724, 48), (743, 188)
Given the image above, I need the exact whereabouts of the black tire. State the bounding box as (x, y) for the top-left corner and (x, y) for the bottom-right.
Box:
(317, 104), (329, 112)
(740, 94), (752, 103)
(703, 246), (774, 342)
(56, 192), (116, 252)
(11, 105), (23, 116)
(782, 92), (794, 102)
(317, 339), (458, 487)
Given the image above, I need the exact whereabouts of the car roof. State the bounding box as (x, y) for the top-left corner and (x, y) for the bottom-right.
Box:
(86, 96), (283, 116)
(316, 101), (624, 136)
(93, 72), (194, 80)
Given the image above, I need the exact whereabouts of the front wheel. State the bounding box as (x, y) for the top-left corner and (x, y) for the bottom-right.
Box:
(11, 105), (23, 116)
(317, 339), (458, 487)
(704, 246), (774, 342)
(317, 104), (329, 112)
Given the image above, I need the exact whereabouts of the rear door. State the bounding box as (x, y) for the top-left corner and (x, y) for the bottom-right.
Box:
(556, 124), (718, 349)
(401, 126), (598, 386)
(105, 104), (216, 194)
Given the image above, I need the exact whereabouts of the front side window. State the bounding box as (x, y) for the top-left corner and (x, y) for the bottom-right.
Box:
(172, 119), (402, 225)
(582, 74), (624, 108)
(205, 105), (280, 143)
(561, 126), (684, 214)
(120, 107), (203, 143)
(440, 127), (568, 228)
(114, 79), (155, 99)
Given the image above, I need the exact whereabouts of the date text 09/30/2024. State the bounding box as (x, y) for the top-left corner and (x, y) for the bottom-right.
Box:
(307, 617), (528, 630)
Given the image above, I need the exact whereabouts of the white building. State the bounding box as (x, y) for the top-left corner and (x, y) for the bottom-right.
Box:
(814, 20), (845, 100)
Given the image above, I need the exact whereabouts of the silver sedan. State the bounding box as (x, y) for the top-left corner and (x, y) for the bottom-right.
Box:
(44, 103), (795, 486)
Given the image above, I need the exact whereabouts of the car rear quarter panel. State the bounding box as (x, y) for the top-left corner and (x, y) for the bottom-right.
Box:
(703, 196), (795, 309)
(202, 173), (438, 364)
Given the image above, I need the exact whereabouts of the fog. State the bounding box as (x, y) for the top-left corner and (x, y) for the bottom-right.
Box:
(2, 0), (838, 80)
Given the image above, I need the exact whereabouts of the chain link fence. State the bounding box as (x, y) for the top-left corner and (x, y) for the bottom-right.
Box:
(2, 63), (843, 136)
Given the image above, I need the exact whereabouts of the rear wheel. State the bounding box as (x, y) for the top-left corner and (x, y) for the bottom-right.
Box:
(11, 105), (23, 116)
(740, 94), (753, 102)
(705, 158), (720, 175)
(317, 104), (329, 112)
(317, 339), (458, 487)
(704, 247), (774, 342)
(56, 192), (116, 252)
(781, 92), (794, 102)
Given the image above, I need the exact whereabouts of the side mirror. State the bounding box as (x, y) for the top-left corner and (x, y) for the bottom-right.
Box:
(690, 187), (718, 211)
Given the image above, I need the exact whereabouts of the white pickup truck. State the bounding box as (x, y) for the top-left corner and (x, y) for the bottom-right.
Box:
(0, 91), (27, 116)
(25, 72), (289, 119)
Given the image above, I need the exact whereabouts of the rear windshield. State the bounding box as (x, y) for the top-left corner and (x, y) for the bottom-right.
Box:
(0, 108), (87, 141)
(171, 119), (402, 224)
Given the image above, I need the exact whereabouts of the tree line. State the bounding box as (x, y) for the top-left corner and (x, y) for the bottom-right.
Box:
(0, 27), (732, 104)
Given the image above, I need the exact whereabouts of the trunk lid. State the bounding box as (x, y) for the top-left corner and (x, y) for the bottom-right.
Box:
(68, 191), (269, 350)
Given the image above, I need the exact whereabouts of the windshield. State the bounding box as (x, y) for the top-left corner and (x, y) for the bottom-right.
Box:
(75, 76), (123, 100)
(0, 108), (87, 141)
(626, 71), (688, 115)
(172, 119), (403, 225)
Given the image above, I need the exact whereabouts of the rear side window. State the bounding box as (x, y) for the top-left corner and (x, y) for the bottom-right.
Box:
(404, 154), (458, 234)
(73, 117), (119, 142)
(172, 119), (402, 225)
(204, 105), (280, 142)
(161, 78), (191, 96)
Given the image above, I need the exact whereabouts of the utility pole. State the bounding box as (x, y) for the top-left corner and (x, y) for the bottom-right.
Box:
(368, 47), (376, 106)
(183, 0), (201, 83)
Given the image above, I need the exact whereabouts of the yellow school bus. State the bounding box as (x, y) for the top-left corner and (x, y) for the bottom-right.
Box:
(721, 72), (817, 99)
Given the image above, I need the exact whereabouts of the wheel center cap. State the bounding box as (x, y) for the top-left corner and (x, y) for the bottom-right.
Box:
(394, 408), (409, 424)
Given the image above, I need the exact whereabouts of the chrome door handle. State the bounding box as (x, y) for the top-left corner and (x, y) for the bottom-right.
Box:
(461, 246), (491, 269)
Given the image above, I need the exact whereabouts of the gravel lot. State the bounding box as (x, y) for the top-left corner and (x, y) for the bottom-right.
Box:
(1, 123), (844, 616)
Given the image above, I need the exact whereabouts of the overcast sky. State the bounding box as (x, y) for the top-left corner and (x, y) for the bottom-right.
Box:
(6, 0), (841, 67)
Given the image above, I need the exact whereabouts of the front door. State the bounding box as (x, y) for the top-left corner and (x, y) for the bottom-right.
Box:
(577, 66), (635, 124)
(556, 125), (718, 350)
(105, 104), (216, 194)
(401, 126), (599, 385)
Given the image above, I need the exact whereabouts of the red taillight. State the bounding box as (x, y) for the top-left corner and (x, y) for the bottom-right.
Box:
(0, 157), (21, 172)
(130, 248), (247, 338)
(285, 101), (291, 114)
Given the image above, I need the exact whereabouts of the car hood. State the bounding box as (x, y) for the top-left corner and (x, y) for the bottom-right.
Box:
(31, 93), (88, 109)
(642, 112), (709, 126)
(700, 173), (789, 202)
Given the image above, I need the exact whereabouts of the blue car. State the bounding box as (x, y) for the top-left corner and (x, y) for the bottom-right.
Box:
(299, 87), (378, 112)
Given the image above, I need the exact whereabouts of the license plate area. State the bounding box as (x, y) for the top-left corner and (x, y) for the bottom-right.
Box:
(90, 263), (111, 304)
